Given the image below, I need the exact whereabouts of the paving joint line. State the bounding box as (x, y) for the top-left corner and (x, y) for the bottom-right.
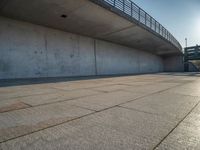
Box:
(0, 82), (156, 114)
(0, 102), (33, 114)
(0, 90), (63, 102)
(117, 105), (160, 116)
(50, 83), (122, 92)
(0, 92), (102, 114)
(0, 110), (96, 144)
(118, 83), (185, 106)
(68, 104), (97, 112)
(1, 82), (120, 101)
(0, 102), (125, 143)
(152, 99), (200, 150)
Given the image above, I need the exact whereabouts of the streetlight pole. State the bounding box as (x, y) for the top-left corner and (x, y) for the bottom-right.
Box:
(185, 38), (187, 48)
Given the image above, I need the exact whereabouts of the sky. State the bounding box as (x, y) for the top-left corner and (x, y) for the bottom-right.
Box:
(132, 0), (200, 47)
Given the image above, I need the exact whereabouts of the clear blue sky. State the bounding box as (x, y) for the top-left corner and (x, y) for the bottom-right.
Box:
(132, 0), (200, 47)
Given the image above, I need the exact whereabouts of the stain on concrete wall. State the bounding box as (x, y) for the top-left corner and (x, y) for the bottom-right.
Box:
(0, 17), (95, 79)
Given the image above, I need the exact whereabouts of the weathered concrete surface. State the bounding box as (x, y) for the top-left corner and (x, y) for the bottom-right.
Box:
(0, 16), (164, 79)
(0, 16), (96, 79)
(0, 101), (93, 142)
(96, 40), (163, 75)
(0, 0), (181, 55)
(121, 91), (199, 119)
(156, 102), (200, 150)
(163, 55), (184, 72)
(0, 73), (200, 149)
(64, 91), (146, 111)
(0, 107), (177, 150)
(0, 89), (101, 109)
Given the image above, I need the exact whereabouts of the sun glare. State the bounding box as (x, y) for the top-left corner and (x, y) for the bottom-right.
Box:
(196, 19), (200, 34)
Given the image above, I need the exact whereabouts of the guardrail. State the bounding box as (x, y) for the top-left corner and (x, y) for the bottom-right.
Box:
(92, 0), (182, 51)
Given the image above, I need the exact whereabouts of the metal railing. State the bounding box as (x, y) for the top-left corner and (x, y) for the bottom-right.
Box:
(93, 0), (182, 50)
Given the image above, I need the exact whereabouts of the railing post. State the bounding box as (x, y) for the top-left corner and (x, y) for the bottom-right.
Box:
(131, 1), (133, 17)
(150, 17), (152, 29)
(167, 32), (169, 40)
(114, 0), (115, 7)
(138, 8), (141, 22)
(159, 24), (161, 34)
(123, 0), (125, 12)
(145, 13), (147, 25)
(163, 28), (165, 37)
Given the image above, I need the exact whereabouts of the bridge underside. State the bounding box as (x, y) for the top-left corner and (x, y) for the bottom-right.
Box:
(0, 0), (181, 56)
(0, 0), (184, 79)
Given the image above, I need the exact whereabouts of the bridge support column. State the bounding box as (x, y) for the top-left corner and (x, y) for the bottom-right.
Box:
(184, 48), (189, 72)
(184, 61), (189, 72)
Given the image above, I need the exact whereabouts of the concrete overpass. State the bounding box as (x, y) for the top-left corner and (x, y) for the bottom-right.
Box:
(0, 0), (183, 79)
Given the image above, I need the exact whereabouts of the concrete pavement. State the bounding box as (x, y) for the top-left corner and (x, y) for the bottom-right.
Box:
(0, 73), (200, 149)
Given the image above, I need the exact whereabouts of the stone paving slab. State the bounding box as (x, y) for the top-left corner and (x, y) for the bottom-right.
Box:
(122, 82), (180, 94)
(17, 89), (101, 106)
(121, 91), (200, 119)
(167, 83), (200, 97)
(118, 81), (153, 86)
(51, 81), (115, 91)
(0, 101), (93, 142)
(0, 100), (30, 113)
(0, 88), (60, 101)
(0, 107), (177, 150)
(64, 91), (147, 111)
(90, 84), (131, 93)
(156, 103), (200, 150)
(160, 79), (192, 84)
(0, 89), (101, 112)
(0, 87), (24, 94)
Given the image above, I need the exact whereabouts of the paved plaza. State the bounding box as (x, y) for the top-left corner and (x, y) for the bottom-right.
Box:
(0, 73), (200, 150)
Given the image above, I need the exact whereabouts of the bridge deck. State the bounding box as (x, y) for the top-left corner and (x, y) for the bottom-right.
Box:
(91, 0), (182, 51)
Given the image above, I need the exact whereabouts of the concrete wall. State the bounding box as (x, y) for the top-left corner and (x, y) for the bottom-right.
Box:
(0, 17), (164, 79)
(163, 55), (184, 72)
(96, 40), (163, 75)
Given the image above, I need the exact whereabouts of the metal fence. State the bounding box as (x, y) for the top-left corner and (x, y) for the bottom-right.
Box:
(96, 0), (182, 50)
